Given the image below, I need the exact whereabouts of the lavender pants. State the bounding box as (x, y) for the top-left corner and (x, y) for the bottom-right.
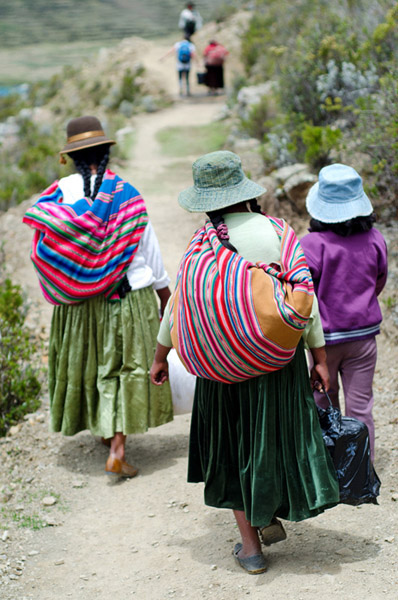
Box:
(313, 338), (377, 460)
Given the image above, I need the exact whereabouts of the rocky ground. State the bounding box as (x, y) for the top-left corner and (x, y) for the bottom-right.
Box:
(1, 21), (398, 600)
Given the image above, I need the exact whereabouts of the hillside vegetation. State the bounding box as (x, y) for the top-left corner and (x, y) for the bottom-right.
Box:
(238, 0), (398, 218)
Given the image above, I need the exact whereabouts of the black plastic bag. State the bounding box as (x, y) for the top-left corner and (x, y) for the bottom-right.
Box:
(317, 392), (381, 505)
(197, 72), (207, 85)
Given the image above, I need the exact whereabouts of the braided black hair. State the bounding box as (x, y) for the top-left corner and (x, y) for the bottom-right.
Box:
(68, 144), (111, 200)
(206, 199), (265, 252)
(206, 209), (238, 253)
(309, 214), (375, 237)
(248, 198), (262, 214)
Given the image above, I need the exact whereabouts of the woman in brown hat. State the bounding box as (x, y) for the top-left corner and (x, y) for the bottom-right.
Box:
(24, 116), (173, 477)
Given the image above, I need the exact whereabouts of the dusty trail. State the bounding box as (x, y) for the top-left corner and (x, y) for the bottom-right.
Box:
(0, 34), (397, 600)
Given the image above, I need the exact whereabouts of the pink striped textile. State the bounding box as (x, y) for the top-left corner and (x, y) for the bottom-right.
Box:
(23, 171), (148, 305)
(170, 217), (314, 383)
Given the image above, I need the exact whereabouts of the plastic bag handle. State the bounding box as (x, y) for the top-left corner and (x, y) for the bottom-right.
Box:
(319, 386), (333, 408)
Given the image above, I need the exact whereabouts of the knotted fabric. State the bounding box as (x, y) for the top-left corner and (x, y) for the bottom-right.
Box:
(170, 217), (314, 383)
(23, 170), (148, 305)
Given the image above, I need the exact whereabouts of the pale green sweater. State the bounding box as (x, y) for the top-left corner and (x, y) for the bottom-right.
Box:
(158, 212), (324, 349)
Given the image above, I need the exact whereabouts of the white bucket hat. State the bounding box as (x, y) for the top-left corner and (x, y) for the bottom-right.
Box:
(306, 163), (373, 223)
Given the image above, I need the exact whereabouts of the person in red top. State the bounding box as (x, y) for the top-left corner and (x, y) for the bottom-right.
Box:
(203, 39), (229, 95)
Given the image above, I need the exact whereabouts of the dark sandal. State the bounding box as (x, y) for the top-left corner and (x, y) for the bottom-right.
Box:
(259, 518), (287, 546)
(233, 543), (267, 574)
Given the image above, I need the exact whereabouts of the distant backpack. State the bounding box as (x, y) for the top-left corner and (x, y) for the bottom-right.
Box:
(205, 45), (227, 67)
(178, 41), (191, 64)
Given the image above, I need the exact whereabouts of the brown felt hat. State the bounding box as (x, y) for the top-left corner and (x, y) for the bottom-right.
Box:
(59, 116), (116, 157)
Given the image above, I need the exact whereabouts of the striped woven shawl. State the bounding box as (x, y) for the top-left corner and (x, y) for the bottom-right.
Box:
(23, 171), (148, 305)
(170, 216), (314, 383)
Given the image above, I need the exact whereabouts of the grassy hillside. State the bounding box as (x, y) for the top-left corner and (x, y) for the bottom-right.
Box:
(0, 0), (239, 47)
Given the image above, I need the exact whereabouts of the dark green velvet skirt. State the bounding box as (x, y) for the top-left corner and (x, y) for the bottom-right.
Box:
(188, 342), (339, 527)
(49, 286), (173, 438)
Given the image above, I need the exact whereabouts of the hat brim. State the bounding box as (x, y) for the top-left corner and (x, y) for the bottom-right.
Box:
(59, 136), (116, 155)
(178, 176), (267, 213)
(306, 182), (373, 223)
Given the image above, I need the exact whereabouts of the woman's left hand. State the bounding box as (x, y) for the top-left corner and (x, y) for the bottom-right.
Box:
(150, 342), (172, 385)
(309, 346), (330, 392)
(150, 360), (169, 385)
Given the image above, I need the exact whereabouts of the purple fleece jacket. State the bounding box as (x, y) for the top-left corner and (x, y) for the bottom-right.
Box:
(300, 228), (388, 345)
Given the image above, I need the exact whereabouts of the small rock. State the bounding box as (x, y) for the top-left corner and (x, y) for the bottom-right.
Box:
(42, 496), (57, 506)
(1, 531), (9, 542)
(28, 550), (39, 556)
(0, 492), (13, 503)
(335, 548), (354, 557)
(210, 564), (217, 571)
(72, 480), (84, 488)
(54, 559), (64, 566)
(147, 513), (156, 518)
(384, 536), (395, 543)
(391, 493), (398, 501)
(8, 425), (21, 436)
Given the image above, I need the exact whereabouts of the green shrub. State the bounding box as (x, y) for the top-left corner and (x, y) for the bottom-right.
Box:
(242, 95), (276, 141)
(0, 119), (65, 211)
(238, 0), (397, 181)
(0, 260), (42, 436)
(300, 124), (342, 169)
(210, 1), (240, 24)
(0, 93), (25, 121)
(351, 72), (398, 215)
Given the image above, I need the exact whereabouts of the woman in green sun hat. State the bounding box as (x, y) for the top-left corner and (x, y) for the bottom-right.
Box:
(150, 150), (339, 574)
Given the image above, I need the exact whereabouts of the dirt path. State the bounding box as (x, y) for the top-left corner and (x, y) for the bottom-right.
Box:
(1, 37), (398, 600)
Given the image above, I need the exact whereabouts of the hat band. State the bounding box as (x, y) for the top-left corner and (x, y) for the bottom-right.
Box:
(66, 130), (105, 144)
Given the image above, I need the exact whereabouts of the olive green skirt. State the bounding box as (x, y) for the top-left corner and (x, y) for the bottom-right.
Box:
(188, 342), (339, 526)
(49, 286), (173, 438)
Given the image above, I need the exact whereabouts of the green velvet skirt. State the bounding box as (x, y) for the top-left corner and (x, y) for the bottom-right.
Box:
(48, 286), (173, 438)
(188, 342), (339, 527)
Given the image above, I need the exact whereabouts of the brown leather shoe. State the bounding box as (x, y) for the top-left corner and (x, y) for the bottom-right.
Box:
(259, 518), (287, 546)
(105, 456), (138, 478)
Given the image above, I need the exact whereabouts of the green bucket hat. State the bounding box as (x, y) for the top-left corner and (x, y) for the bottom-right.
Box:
(178, 151), (267, 213)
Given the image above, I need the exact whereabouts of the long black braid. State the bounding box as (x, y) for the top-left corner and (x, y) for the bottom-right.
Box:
(66, 144), (129, 298)
(248, 198), (262, 214)
(206, 198), (263, 252)
(91, 148), (110, 199)
(206, 209), (238, 253)
(68, 144), (110, 200)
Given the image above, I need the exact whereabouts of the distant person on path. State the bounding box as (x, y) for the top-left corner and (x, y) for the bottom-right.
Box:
(301, 163), (388, 461)
(203, 39), (229, 95)
(178, 2), (203, 37)
(160, 35), (197, 97)
(150, 151), (339, 574)
(23, 116), (173, 478)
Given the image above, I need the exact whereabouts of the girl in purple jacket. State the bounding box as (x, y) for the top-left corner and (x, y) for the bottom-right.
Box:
(301, 163), (388, 460)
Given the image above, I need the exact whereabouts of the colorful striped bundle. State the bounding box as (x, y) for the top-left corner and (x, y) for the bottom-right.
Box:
(23, 171), (148, 305)
(170, 217), (314, 383)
